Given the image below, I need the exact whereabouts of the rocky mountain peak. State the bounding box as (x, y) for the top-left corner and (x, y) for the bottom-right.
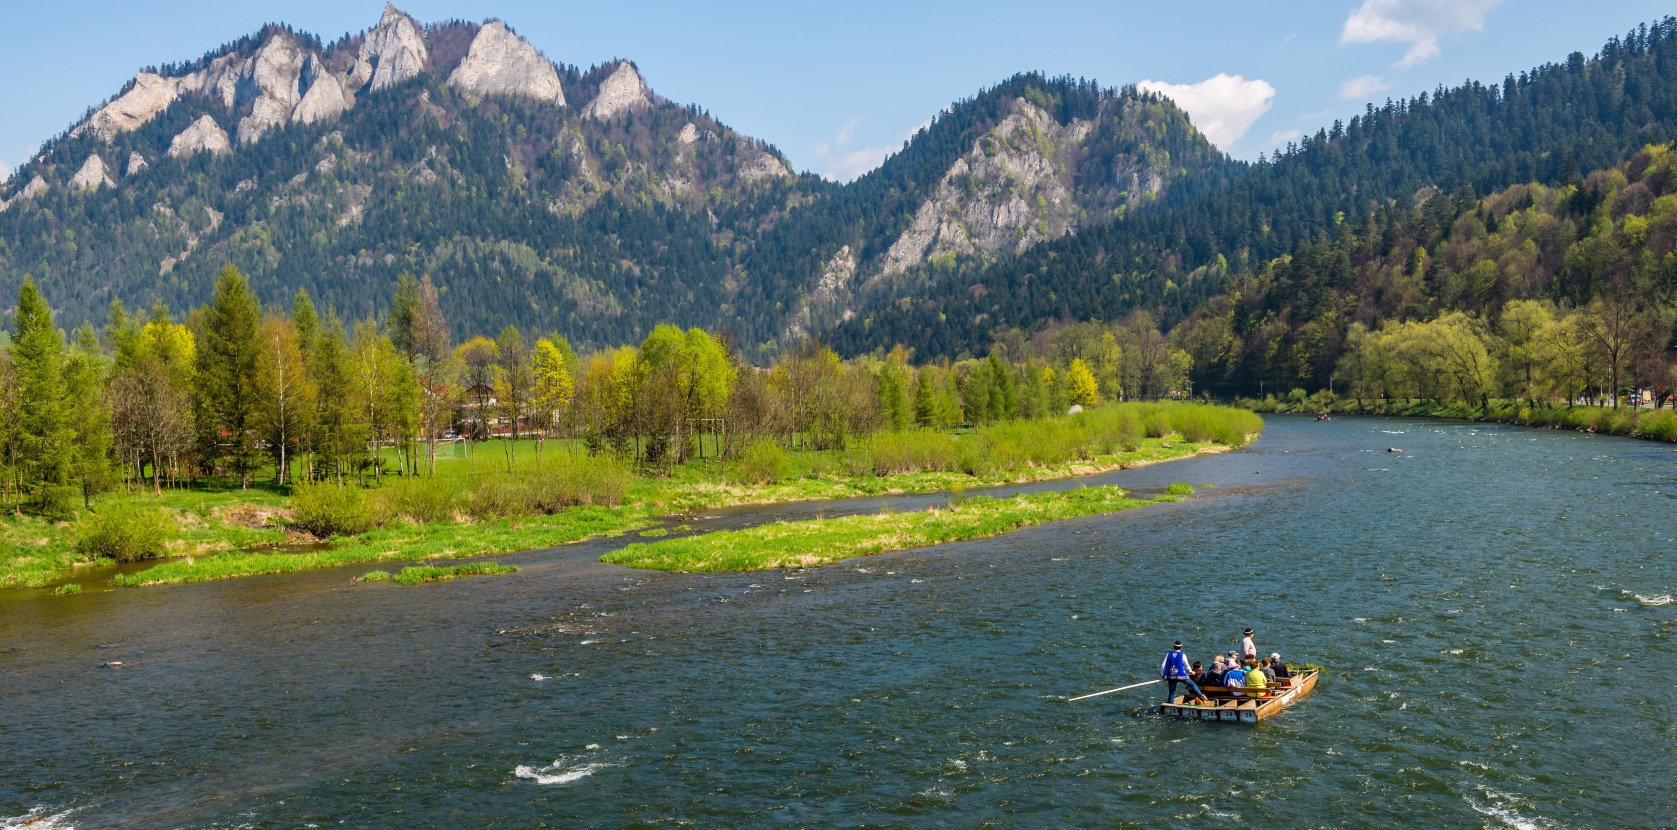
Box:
(75, 72), (182, 142)
(447, 21), (565, 106)
(351, 4), (428, 93)
(236, 33), (309, 143)
(583, 62), (651, 120)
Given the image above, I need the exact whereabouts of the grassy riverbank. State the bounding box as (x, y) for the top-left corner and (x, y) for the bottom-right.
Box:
(7, 401), (1259, 589)
(1245, 395), (1677, 442)
(602, 485), (1177, 572)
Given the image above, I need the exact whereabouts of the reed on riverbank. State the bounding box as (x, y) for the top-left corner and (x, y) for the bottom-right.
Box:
(602, 485), (1175, 572)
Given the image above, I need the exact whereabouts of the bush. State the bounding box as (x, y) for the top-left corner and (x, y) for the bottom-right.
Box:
(1639, 410), (1677, 442)
(76, 505), (175, 562)
(371, 476), (460, 525)
(732, 438), (791, 485)
(855, 429), (962, 475)
(461, 454), (633, 520)
(53, 583), (82, 596)
(290, 481), (375, 537)
(1166, 482), (1195, 496)
(354, 570), (391, 582)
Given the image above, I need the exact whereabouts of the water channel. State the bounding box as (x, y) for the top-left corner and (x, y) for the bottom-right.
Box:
(2, 415), (1674, 828)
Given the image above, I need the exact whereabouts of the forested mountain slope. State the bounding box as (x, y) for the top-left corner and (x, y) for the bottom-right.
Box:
(0, 5), (1225, 353)
(828, 20), (1677, 360)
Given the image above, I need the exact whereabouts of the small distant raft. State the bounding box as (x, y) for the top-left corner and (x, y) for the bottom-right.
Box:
(1160, 669), (1319, 724)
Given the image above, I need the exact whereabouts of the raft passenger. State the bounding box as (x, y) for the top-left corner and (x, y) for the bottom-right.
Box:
(1243, 657), (1269, 698)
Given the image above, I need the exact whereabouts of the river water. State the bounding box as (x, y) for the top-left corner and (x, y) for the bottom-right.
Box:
(2, 416), (1674, 828)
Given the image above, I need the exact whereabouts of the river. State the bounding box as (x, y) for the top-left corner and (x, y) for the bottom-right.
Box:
(2, 415), (1674, 828)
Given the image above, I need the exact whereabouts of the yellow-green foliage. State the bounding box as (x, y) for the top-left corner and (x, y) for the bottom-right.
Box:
(603, 485), (1171, 572)
(731, 438), (792, 484)
(75, 506), (175, 562)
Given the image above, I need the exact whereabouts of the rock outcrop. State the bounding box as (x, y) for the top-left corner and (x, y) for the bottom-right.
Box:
(583, 62), (651, 120)
(236, 35), (307, 143)
(737, 148), (792, 182)
(71, 154), (116, 190)
(678, 123), (718, 145)
(879, 100), (1086, 277)
(169, 115), (232, 158)
(351, 4), (428, 93)
(0, 175), (49, 213)
(448, 21), (565, 105)
(126, 152), (148, 176)
(75, 73), (186, 141)
(293, 64), (349, 124)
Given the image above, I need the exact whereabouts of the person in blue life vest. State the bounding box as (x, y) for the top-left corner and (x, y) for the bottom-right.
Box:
(1222, 659), (1249, 697)
(1160, 641), (1204, 702)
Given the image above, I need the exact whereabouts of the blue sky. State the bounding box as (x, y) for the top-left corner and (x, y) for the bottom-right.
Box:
(1, 1), (1669, 183)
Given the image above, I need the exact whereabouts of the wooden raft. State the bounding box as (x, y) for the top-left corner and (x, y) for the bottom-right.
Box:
(1158, 669), (1319, 724)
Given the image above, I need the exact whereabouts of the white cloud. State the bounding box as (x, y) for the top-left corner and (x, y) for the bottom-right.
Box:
(1137, 74), (1276, 149)
(1265, 129), (1304, 148)
(834, 117), (859, 146)
(812, 118), (893, 182)
(1339, 74), (1391, 100)
(1341, 0), (1501, 68)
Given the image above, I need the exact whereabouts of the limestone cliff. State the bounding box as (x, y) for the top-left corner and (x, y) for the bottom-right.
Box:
(236, 35), (308, 143)
(582, 62), (651, 120)
(75, 73), (185, 141)
(351, 4), (428, 93)
(168, 115), (232, 158)
(293, 56), (348, 124)
(448, 21), (564, 105)
(879, 100), (1087, 277)
(71, 154), (116, 190)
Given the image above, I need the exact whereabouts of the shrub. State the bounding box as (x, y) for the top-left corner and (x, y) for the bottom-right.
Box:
(53, 583), (82, 596)
(290, 481), (375, 537)
(855, 429), (962, 475)
(522, 453), (632, 510)
(355, 570), (391, 582)
(732, 438), (792, 485)
(1166, 482), (1195, 496)
(76, 505), (175, 562)
(1639, 410), (1677, 442)
(371, 476), (460, 525)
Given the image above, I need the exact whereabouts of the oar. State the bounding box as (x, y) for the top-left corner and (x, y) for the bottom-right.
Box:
(1068, 678), (1163, 702)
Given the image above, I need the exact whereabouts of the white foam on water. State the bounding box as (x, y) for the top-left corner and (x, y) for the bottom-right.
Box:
(1466, 786), (1558, 830)
(530, 673), (547, 681)
(580, 639), (601, 645)
(585, 743), (601, 750)
(514, 754), (622, 785)
(2, 807), (77, 829)
(1634, 593), (1673, 606)
(1353, 617), (1367, 623)
(1449, 649), (1465, 655)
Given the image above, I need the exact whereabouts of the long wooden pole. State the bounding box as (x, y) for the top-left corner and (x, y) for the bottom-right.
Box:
(1068, 678), (1162, 702)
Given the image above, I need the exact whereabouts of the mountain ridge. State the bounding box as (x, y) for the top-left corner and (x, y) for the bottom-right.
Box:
(0, 5), (1221, 356)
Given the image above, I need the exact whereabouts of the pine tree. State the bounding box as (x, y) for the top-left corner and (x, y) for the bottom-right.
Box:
(11, 280), (76, 518)
(196, 266), (263, 488)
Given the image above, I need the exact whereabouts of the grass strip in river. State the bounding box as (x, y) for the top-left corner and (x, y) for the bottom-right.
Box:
(601, 485), (1179, 572)
(111, 506), (650, 587)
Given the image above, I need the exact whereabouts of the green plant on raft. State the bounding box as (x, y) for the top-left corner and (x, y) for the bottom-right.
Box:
(53, 583), (81, 595)
(1165, 482), (1195, 496)
(354, 570), (392, 583)
(75, 505), (175, 562)
(390, 562), (517, 584)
